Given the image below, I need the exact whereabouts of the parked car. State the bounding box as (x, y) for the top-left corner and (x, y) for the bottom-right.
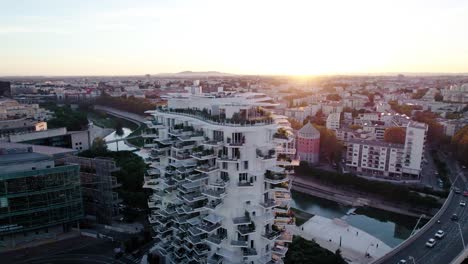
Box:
(426, 238), (437, 248)
(460, 201), (466, 207)
(435, 230), (445, 239)
(463, 191), (468, 197)
(451, 214), (459, 221)
(454, 188), (461, 194)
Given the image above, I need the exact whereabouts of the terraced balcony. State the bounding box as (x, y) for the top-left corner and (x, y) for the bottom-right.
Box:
(205, 233), (227, 245)
(237, 224), (256, 235)
(201, 188), (226, 199)
(260, 199), (276, 209)
(233, 215), (251, 225)
(264, 170), (288, 184)
(262, 230), (281, 241)
(230, 239), (248, 247)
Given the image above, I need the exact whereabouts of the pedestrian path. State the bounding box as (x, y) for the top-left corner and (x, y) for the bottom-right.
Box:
(289, 215), (391, 264)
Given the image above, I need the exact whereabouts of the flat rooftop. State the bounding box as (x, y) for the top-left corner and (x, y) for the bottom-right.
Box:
(0, 151), (50, 165)
(0, 142), (77, 158)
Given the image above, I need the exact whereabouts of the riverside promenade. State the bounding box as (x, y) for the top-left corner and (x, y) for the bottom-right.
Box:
(289, 215), (391, 264)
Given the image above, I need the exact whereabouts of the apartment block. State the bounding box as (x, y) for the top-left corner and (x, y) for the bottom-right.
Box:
(143, 91), (295, 264)
(345, 121), (427, 181)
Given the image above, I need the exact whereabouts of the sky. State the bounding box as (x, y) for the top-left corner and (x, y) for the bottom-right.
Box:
(1, 0), (468, 76)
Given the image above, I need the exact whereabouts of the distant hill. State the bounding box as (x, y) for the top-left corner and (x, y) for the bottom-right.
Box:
(156, 71), (236, 77)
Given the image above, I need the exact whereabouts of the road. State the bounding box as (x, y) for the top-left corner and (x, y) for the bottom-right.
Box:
(381, 156), (468, 264)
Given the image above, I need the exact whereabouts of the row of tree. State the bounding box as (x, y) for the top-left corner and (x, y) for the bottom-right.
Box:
(46, 104), (89, 131)
(284, 236), (346, 264)
(452, 125), (468, 165)
(96, 94), (157, 115)
(295, 162), (442, 208)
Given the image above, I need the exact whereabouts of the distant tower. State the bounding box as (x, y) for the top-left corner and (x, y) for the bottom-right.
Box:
(296, 122), (320, 164)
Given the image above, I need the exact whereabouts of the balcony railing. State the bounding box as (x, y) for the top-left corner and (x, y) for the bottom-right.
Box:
(157, 107), (274, 127)
(233, 215), (251, 225)
(262, 230), (281, 240)
(230, 240), (248, 247)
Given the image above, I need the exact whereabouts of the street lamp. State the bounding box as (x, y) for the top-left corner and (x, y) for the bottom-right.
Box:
(456, 222), (466, 249)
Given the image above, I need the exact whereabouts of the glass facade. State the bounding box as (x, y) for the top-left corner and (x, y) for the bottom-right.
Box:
(0, 165), (83, 235)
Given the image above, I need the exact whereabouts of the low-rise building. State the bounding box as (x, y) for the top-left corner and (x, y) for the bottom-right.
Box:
(0, 143), (83, 251)
(296, 122), (320, 164)
(7, 127), (92, 152)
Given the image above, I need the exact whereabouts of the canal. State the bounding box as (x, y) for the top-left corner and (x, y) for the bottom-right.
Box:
(291, 190), (424, 247)
(104, 125), (420, 248)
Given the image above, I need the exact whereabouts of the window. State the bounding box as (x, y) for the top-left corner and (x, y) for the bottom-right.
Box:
(244, 161), (249, 170)
(222, 162), (227, 170)
(239, 173), (248, 182)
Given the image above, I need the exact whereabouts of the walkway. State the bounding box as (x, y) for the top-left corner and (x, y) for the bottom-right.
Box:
(94, 105), (148, 124)
(289, 215), (391, 264)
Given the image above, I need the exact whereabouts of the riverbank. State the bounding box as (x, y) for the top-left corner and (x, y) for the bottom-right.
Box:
(292, 174), (435, 219)
(93, 105), (148, 148)
(289, 215), (391, 264)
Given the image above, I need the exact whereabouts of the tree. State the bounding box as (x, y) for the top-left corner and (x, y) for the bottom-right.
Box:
(349, 124), (362, 130)
(413, 111), (444, 144)
(115, 120), (124, 136)
(326, 94), (342, 101)
(288, 118), (303, 130)
(90, 137), (108, 156)
(452, 125), (468, 166)
(284, 236), (347, 264)
(384, 127), (406, 144)
(434, 93), (443, 102)
(314, 124), (342, 163)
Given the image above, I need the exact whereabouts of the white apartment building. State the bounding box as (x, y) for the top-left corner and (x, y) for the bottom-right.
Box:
(345, 121), (427, 181)
(284, 105), (319, 123)
(326, 112), (341, 130)
(143, 91), (296, 264)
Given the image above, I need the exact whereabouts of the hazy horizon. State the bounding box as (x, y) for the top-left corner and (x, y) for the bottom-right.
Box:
(2, 0), (468, 76)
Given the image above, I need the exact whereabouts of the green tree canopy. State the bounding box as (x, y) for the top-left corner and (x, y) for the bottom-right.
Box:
(285, 236), (347, 264)
(384, 127), (406, 144)
(452, 125), (468, 165)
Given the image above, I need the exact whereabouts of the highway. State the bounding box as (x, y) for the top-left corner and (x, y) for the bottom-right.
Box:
(381, 158), (468, 264)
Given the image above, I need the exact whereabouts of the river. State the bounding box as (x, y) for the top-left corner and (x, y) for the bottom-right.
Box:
(291, 190), (424, 247)
(105, 126), (420, 248)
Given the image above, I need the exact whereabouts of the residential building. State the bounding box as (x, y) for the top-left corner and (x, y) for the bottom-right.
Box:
(345, 121), (427, 181)
(0, 99), (52, 121)
(0, 144), (83, 251)
(143, 91), (295, 264)
(441, 84), (468, 103)
(296, 122), (320, 164)
(326, 112), (341, 130)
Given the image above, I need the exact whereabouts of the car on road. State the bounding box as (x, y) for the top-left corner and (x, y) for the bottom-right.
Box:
(460, 201), (466, 207)
(464, 191), (468, 197)
(426, 238), (437, 248)
(454, 188), (461, 194)
(397, 260), (407, 264)
(435, 230), (445, 239)
(451, 214), (459, 221)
